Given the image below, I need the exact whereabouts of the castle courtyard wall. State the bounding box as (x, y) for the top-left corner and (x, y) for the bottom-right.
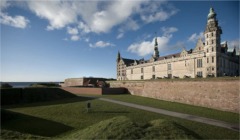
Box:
(108, 79), (239, 113)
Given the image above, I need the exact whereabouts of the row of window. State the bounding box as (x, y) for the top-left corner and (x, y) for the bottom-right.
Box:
(206, 40), (215, 45)
(206, 32), (214, 38)
(134, 66), (156, 74)
(129, 57), (216, 74)
(207, 47), (214, 53)
(207, 57), (214, 63)
(139, 71), (219, 79)
(140, 75), (156, 80)
(206, 39), (220, 46)
(132, 65), (170, 74)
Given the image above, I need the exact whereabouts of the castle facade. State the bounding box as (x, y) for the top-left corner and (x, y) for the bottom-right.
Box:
(117, 8), (239, 80)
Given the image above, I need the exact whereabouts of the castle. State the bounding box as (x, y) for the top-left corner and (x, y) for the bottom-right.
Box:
(117, 8), (239, 80)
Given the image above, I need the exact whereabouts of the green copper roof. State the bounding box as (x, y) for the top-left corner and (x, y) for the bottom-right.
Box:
(208, 7), (216, 19)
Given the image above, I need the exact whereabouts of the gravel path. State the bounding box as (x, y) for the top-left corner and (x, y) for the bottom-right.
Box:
(99, 97), (239, 132)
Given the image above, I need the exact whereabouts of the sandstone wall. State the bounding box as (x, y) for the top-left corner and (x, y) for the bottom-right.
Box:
(109, 80), (239, 113)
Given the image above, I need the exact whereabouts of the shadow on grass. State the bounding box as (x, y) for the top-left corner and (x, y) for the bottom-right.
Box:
(1, 109), (73, 137)
(2, 96), (95, 109)
(2, 87), (97, 109)
(174, 123), (203, 139)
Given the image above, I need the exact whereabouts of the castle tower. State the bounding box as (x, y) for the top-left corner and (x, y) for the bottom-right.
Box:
(204, 7), (222, 77)
(153, 37), (159, 60)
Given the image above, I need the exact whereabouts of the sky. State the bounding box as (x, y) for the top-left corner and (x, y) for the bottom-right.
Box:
(0, 0), (239, 82)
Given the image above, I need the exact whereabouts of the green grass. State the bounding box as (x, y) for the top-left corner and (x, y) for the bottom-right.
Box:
(1, 129), (47, 140)
(103, 94), (239, 124)
(1, 97), (239, 139)
(60, 116), (199, 139)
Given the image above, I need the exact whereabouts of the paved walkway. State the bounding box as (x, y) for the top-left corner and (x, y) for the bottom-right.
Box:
(98, 98), (239, 132)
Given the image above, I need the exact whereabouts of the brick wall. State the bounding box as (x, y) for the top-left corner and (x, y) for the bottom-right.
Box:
(61, 87), (127, 95)
(61, 87), (102, 95)
(108, 80), (239, 113)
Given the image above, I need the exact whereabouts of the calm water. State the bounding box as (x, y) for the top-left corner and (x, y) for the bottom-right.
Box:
(0, 82), (61, 88)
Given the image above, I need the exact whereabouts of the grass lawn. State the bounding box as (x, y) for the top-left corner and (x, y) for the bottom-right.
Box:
(103, 94), (239, 124)
(1, 96), (239, 139)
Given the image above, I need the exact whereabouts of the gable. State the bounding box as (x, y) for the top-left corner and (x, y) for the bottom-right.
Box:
(180, 49), (188, 57)
(193, 38), (204, 52)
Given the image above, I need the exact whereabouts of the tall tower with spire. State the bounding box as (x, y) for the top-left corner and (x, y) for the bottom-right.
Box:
(204, 7), (222, 77)
(153, 37), (159, 60)
(117, 50), (121, 62)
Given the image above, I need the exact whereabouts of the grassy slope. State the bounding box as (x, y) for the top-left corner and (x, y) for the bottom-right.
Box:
(103, 94), (239, 123)
(61, 116), (199, 139)
(1, 97), (239, 139)
(0, 129), (47, 140)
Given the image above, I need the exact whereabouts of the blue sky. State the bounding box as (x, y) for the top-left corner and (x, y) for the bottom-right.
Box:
(1, 0), (239, 82)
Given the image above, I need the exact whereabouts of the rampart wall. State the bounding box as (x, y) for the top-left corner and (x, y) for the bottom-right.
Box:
(108, 80), (239, 113)
(61, 87), (126, 95)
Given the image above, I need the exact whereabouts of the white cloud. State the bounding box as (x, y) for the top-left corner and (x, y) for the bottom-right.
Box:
(66, 26), (79, 41)
(141, 11), (176, 23)
(25, 0), (176, 33)
(2, 1), (178, 36)
(67, 26), (78, 35)
(71, 35), (80, 41)
(78, 22), (91, 33)
(0, 12), (29, 29)
(161, 27), (178, 36)
(139, 1), (178, 23)
(128, 36), (170, 56)
(89, 0), (143, 33)
(27, 1), (77, 30)
(117, 32), (124, 39)
(188, 32), (204, 42)
(118, 18), (140, 32)
(90, 41), (115, 48)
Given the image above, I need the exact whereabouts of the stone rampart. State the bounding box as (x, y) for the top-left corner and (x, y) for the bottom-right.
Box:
(108, 80), (239, 113)
(61, 87), (126, 95)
